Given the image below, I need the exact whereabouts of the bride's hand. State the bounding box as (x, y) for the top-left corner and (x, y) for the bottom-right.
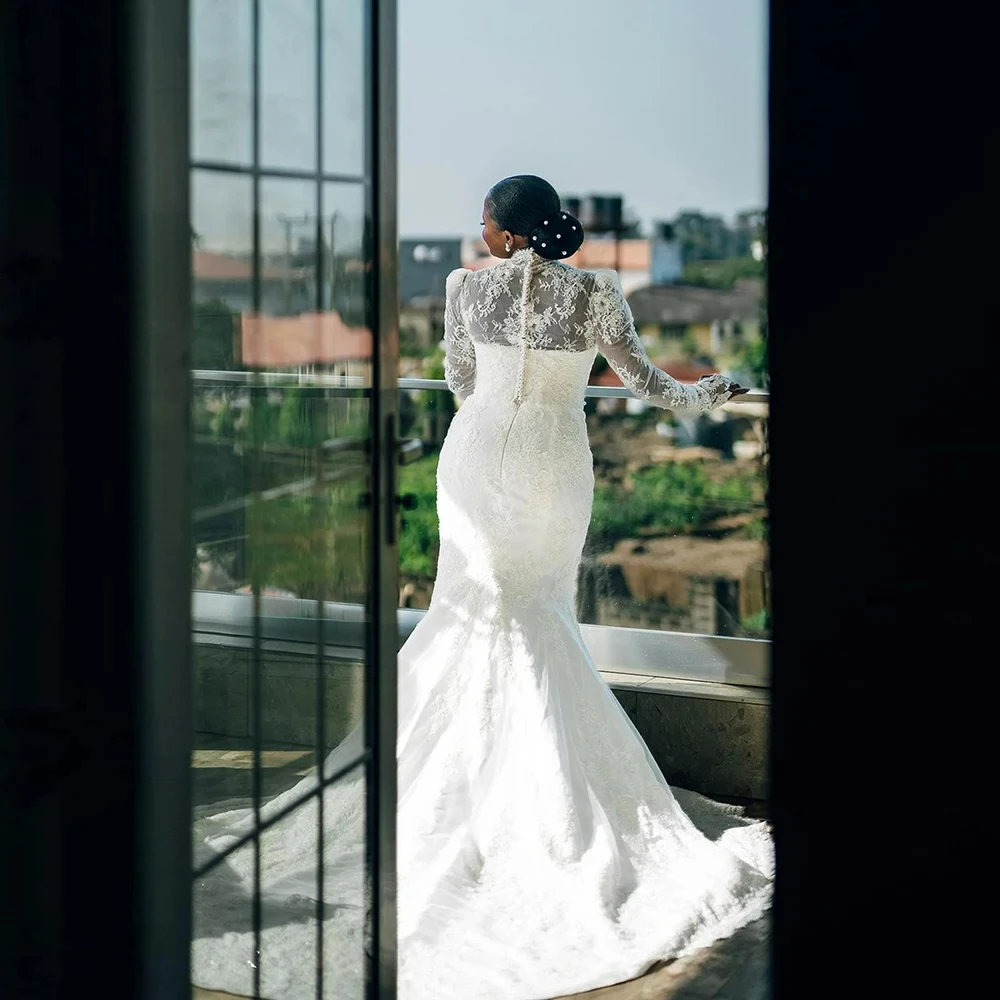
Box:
(698, 374), (750, 397)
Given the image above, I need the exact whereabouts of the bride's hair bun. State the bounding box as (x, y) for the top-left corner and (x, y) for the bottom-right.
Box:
(528, 211), (585, 261)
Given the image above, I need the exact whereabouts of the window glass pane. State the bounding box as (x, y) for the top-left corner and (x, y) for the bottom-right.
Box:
(321, 765), (367, 997)
(191, 0), (252, 165)
(260, 0), (318, 171)
(191, 861), (254, 996)
(192, 168), (253, 363)
(323, 0), (366, 176)
(191, 170), (253, 597)
(191, 0), (379, 989)
(322, 181), (367, 324)
(258, 813), (319, 995)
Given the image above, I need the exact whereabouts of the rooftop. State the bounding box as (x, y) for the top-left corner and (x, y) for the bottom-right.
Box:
(626, 282), (762, 326)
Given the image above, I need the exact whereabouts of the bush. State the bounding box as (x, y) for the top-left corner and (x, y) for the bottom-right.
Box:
(398, 453), (441, 578)
(589, 461), (762, 548)
(682, 257), (764, 289)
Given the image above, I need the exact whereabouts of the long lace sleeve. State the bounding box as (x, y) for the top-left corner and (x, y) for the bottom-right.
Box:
(443, 268), (476, 400)
(589, 269), (732, 410)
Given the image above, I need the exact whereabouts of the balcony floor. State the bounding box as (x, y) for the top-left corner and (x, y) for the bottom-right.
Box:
(191, 913), (768, 1000)
(192, 743), (769, 1000)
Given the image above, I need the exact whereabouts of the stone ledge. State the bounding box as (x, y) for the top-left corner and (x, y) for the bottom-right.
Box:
(601, 670), (770, 705)
(194, 636), (769, 802)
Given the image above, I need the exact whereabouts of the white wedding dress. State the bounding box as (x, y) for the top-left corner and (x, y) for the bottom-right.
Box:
(192, 249), (773, 999)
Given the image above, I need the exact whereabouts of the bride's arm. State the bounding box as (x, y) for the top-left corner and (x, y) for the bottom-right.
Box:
(590, 269), (734, 410)
(443, 268), (476, 400)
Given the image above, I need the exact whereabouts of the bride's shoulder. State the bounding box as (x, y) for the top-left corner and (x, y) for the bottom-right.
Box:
(445, 267), (473, 296)
(582, 268), (624, 298)
(588, 267), (620, 285)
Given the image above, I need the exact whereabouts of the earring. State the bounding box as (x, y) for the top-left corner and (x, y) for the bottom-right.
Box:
(505, 240), (511, 253)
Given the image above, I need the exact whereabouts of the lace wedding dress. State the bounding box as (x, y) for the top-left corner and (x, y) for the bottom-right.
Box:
(192, 250), (773, 1000)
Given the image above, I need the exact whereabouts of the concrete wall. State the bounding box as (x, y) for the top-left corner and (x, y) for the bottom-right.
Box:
(194, 637), (769, 802)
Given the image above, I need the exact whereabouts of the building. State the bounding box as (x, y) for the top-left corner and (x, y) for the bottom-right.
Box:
(626, 280), (763, 360)
(397, 239), (462, 355)
(193, 249), (312, 317)
(598, 535), (768, 635)
(399, 238), (462, 304)
(461, 236), (653, 295)
(192, 248), (370, 374)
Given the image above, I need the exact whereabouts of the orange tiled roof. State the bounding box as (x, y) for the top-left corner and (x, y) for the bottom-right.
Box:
(464, 239), (652, 272)
(240, 312), (372, 366)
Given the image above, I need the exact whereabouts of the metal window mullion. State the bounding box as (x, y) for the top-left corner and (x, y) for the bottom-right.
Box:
(313, 1), (327, 996)
(191, 157), (365, 185)
(366, 1), (399, 997)
(250, 1), (264, 996)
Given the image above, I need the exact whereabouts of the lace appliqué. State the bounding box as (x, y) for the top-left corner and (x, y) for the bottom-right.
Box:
(443, 251), (735, 410)
(443, 269), (476, 400)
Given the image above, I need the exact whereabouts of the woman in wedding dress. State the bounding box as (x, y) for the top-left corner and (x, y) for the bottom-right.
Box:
(192, 175), (773, 1000)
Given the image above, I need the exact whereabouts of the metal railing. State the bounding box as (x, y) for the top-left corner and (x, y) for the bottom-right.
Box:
(191, 368), (771, 688)
(192, 369), (770, 405)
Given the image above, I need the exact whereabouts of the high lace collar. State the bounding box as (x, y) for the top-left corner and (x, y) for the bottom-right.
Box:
(508, 247), (551, 267)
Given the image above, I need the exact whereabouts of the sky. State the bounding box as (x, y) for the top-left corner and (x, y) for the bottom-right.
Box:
(190, 0), (767, 251)
(398, 0), (768, 238)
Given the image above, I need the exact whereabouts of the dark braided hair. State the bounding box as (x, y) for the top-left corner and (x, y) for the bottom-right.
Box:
(485, 175), (585, 261)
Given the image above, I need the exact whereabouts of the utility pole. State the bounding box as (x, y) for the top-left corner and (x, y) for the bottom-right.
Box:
(276, 213), (312, 314)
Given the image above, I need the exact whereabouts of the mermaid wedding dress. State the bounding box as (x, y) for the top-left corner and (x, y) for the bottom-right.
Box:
(191, 249), (773, 999)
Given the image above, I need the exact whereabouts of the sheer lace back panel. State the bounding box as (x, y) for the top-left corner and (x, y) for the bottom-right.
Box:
(444, 249), (734, 411)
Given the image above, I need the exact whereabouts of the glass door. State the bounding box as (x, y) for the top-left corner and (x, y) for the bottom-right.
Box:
(188, 1), (398, 996)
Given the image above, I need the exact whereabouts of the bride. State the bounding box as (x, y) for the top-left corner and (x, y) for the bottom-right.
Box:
(192, 175), (773, 1000)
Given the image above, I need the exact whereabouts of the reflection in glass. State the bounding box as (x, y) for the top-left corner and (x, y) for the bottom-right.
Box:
(259, 176), (319, 320)
(191, 0), (379, 988)
(191, 858), (254, 997)
(191, 170), (254, 598)
(322, 181), (367, 331)
(190, 759), (368, 997)
(192, 382), (250, 594)
(258, 812), (319, 996)
(260, 0), (318, 171)
(323, 0), (366, 176)
(321, 765), (368, 998)
(191, 168), (253, 369)
(191, 0), (253, 166)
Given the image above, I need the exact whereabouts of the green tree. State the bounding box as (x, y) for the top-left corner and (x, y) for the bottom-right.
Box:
(399, 454), (440, 578)
(246, 485), (367, 602)
(192, 297), (238, 370)
(276, 388), (326, 449)
(589, 461), (763, 549)
(397, 453), (441, 579)
(681, 257), (764, 289)
(415, 349), (455, 447)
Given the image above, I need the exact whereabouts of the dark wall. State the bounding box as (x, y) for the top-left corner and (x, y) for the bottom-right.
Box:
(0, 2), (192, 998)
(768, 0), (983, 995)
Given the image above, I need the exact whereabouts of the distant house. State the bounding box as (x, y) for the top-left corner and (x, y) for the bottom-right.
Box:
(193, 250), (314, 316)
(598, 535), (768, 635)
(396, 239), (462, 355)
(626, 280), (762, 359)
(461, 237), (652, 295)
(192, 249), (370, 375)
